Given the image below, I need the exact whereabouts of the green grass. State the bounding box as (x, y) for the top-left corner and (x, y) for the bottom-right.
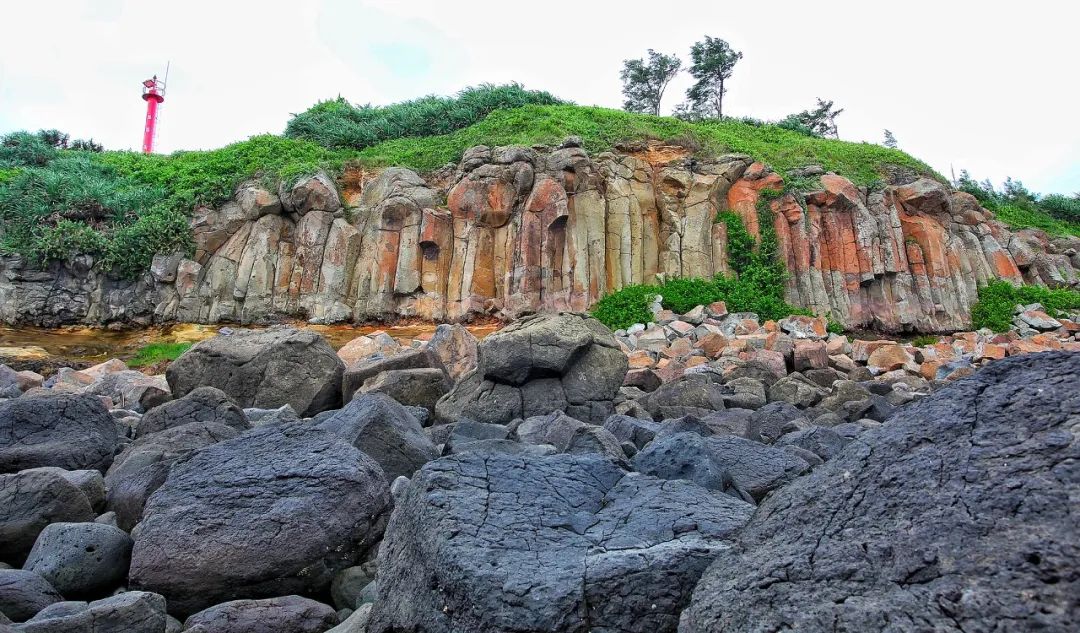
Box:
(97, 135), (357, 214)
(988, 201), (1080, 238)
(128, 342), (193, 367)
(970, 280), (1080, 332)
(910, 334), (939, 347)
(355, 105), (939, 186)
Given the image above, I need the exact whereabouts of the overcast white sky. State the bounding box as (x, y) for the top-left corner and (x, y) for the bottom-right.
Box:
(2, 0), (1078, 194)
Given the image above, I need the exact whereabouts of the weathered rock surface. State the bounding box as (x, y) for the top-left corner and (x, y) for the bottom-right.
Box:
(633, 432), (810, 503)
(183, 595), (339, 633)
(166, 327), (344, 417)
(23, 522), (132, 598)
(0, 469), (96, 565)
(0, 394), (118, 473)
(3, 148), (1075, 332)
(368, 452), (753, 633)
(105, 420), (241, 531)
(128, 423), (391, 616)
(435, 313), (627, 424)
(10, 590), (167, 632)
(0, 569), (62, 622)
(316, 392), (438, 480)
(134, 386), (248, 438)
(680, 351), (1080, 632)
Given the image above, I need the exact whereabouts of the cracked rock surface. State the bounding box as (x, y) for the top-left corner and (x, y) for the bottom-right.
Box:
(0, 393), (118, 474)
(368, 452), (753, 633)
(128, 423), (391, 617)
(679, 351), (1080, 632)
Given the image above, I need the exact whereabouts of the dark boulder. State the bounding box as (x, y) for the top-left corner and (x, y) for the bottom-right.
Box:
(368, 453), (753, 633)
(602, 415), (658, 449)
(0, 569), (62, 622)
(0, 394), (118, 473)
(435, 313), (628, 425)
(0, 470), (95, 566)
(341, 350), (433, 403)
(183, 596), (339, 633)
(105, 421), (241, 531)
(633, 432), (810, 503)
(128, 424), (391, 616)
(23, 522), (133, 598)
(636, 374), (726, 420)
(746, 401), (806, 444)
(11, 591), (167, 632)
(359, 368), (449, 413)
(166, 327), (344, 417)
(680, 352), (1080, 632)
(316, 393), (438, 480)
(774, 426), (847, 462)
(134, 386), (248, 439)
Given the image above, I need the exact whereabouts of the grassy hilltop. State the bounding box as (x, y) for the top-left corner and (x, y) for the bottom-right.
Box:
(1, 84), (1076, 278)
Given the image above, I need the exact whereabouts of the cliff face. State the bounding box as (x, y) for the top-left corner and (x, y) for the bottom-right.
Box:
(1, 141), (1077, 331)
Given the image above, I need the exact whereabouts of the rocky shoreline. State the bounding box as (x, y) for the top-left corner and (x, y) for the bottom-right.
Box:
(0, 310), (1077, 632)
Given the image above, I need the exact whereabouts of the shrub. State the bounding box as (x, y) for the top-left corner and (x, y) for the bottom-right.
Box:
(0, 131), (57, 168)
(970, 280), (1080, 332)
(285, 83), (565, 151)
(716, 211), (753, 273)
(590, 283), (660, 331)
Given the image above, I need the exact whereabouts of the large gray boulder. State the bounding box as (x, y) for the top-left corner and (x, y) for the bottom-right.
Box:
(128, 424), (391, 616)
(134, 386), (248, 439)
(0, 393), (118, 473)
(680, 351), (1080, 632)
(11, 590), (167, 632)
(360, 368), (449, 413)
(636, 374), (727, 420)
(23, 522), (133, 598)
(183, 595), (339, 633)
(0, 569), (62, 622)
(316, 393), (438, 480)
(166, 327), (344, 417)
(633, 432), (810, 503)
(435, 313), (628, 425)
(367, 453), (753, 633)
(105, 421), (242, 531)
(0, 470), (95, 565)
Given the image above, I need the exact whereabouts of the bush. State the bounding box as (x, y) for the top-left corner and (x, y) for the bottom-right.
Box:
(285, 83), (565, 151)
(716, 211), (753, 273)
(590, 283), (660, 331)
(970, 280), (1080, 332)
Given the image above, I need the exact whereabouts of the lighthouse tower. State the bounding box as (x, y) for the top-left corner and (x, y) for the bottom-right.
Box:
(141, 75), (166, 154)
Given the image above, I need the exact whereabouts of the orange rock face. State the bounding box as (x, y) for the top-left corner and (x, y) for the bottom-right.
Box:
(153, 145), (1076, 331)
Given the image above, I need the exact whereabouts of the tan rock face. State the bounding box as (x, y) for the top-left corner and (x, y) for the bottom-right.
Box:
(149, 150), (1077, 332)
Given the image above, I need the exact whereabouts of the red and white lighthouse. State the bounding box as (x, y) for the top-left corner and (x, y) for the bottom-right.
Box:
(141, 75), (166, 154)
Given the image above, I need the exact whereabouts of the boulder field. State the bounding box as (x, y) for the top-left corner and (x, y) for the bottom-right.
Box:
(1, 141), (1077, 332)
(0, 312), (1075, 632)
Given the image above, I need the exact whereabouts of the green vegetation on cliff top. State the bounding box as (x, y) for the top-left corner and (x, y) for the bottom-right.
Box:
(2, 84), (1076, 277)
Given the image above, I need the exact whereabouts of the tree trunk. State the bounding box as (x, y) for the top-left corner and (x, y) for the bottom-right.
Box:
(717, 77), (725, 119)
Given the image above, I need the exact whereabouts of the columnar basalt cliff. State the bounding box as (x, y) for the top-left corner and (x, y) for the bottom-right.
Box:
(1, 141), (1077, 331)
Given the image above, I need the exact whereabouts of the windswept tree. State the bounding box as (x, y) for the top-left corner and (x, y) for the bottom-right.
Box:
(883, 129), (898, 149)
(782, 98), (845, 138)
(683, 36), (742, 119)
(620, 50), (682, 116)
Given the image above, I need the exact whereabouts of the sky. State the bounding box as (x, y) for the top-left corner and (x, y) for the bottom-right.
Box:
(1, 0), (1078, 194)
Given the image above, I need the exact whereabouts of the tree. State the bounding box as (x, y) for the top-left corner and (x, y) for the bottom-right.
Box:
(620, 50), (682, 116)
(783, 98), (845, 138)
(682, 36), (742, 119)
(883, 129), (898, 149)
